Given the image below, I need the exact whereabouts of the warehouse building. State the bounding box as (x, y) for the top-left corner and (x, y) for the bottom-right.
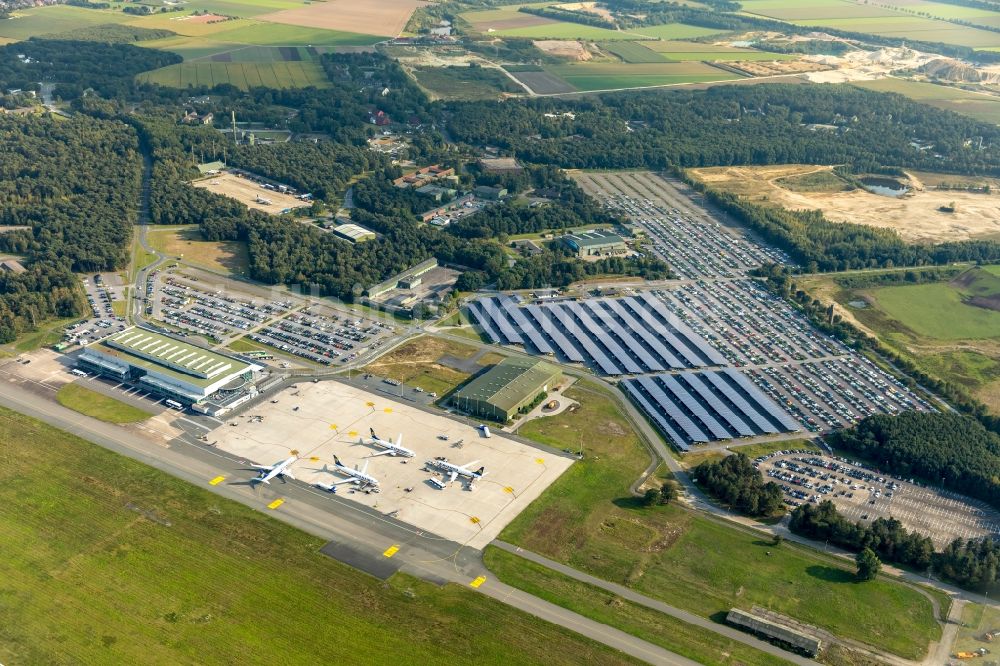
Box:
(79, 327), (262, 406)
(562, 229), (628, 258)
(333, 223), (376, 244)
(451, 357), (561, 422)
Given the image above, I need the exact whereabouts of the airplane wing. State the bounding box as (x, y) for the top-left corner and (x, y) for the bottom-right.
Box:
(395, 433), (404, 447)
(368, 449), (393, 457)
(251, 464), (274, 471)
(463, 461), (480, 471)
(448, 470), (458, 483)
(360, 460), (369, 475)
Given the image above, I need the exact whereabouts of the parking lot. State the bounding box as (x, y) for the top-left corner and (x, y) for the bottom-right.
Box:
(146, 267), (396, 367)
(207, 380), (575, 548)
(66, 273), (129, 347)
(574, 171), (791, 278)
(756, 451), (1000, 547)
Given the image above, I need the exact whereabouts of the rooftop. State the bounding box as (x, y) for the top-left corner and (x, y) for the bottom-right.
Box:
(453, 357), (561, 412)
(563, 228), (624, 248)
(89, 327), (256, 389)
(333, 223), (376, 242)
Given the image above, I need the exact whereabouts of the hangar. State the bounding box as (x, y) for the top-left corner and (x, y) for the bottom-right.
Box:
(79, 326), (261, 405)
(451, 357), (561, 422)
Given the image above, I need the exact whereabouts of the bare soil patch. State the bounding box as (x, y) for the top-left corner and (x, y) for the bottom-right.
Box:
(191, 171), (309, 215)
(259, 0), (428, 37)
(183, 13), (229, 24)
(688, 164), (1000, 243)
(533, 39), (592, 61)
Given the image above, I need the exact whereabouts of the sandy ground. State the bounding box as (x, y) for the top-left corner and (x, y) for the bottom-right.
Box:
(191, 172), (309, 215)
(208, 380), (574, 548)
(689, 164), (1000, 243)
(534, 40), (591, 61)
(258, 0), (429, 38)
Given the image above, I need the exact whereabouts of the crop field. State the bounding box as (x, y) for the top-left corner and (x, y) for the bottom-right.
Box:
(601, 41), (670, 63)
(257, 0), (427, 38)
(0, 407), (635, 665)
(852, 78), (1000, 125)
(124, 15), (259, 37)
(206, 22), (380, 46)
(136, 35), (237, 60)
(507, 69), (576, 94)
(182, 0), (308, 17)
(494, 21), (649, 40)
(740, 0), (901, 21)
(137, 60), (330, 89)
(413, 65), (522, 100)
(611, 40), (796, 62)
(629, 22), (730, 40)
(506, 382), (940, 658)
(544, 61), (736, 91)
(869, 277), (1000, 340)
(460, 3), (566, 32)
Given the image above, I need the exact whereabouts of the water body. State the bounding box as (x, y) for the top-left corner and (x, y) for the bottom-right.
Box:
(861, 176), (909, 198)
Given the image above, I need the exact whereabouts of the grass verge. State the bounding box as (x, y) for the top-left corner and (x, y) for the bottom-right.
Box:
(56, 384), (154, 424)
(484, 546), (795, 666)
(0, 405), (640, 665)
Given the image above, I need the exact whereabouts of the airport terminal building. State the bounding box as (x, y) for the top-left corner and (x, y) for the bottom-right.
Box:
(79, 327), (262, 407)
(451, 357), (561, 422)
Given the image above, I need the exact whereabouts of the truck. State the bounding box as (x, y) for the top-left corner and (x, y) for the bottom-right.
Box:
(479, 425), (491, 438)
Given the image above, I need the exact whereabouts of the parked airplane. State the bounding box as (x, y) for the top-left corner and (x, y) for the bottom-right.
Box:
(315, 455), (380, 490)
(361, 428), (415, 458)
(250, 456), (297, 485)
(427, 459), (487, 488)
(255, 195), (272, 205)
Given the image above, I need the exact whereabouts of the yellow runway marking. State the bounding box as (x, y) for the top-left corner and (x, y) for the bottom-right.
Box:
(267, 498), (285, 510)
(470, 516), (480, 524)
(535, 458), (545, 464)
(470, 576), (486, 588)
(209, 475), (225, 486)
(308, 456), (320, 462)
(329, 424), (338, 430)
(366, 401), (375, 407)
(504, 486), (514, 494)
(348, 430), (358, 437)
(383, 545), (400, 558)
(383, 408), (392, 413)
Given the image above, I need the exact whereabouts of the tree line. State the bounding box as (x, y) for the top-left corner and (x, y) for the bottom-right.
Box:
(693, 453), (785, 517)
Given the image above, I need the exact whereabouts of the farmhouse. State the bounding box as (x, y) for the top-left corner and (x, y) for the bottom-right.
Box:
(79, 327), (261, 406)
(451, 357), (561, 422)
(562, 229), (627, 257)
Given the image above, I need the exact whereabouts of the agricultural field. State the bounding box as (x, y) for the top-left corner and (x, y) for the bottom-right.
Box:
(123, 15), (260, 38)
(137, 60), (330, 89)
(205, 22), (380, 47)
(605, 40), (796, 63)
(800, 266), (1000, 413)
(493, 21), (648, 40)
(506, 69), (577, 94)
(629, 23), (730, 40)
(459, 3), (571, 33)
(412, 65), (523, 100)
(0, 406), (636, 665)
(506, 381), (940, 659)
(688, 164), (1000, 243)
(544, 61), (736, 91)
(146, 225), (250, 276)
(257, 0), (426, 38)
(852, 78), (1000, 125)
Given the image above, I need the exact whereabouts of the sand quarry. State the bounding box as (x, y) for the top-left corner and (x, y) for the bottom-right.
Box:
(690, 164), (1000, 243)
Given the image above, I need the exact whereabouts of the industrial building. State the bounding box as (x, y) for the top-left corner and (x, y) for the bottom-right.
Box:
(562, 229), (628, 258)
(366, 258), (440, 299)
(451, 357), (561, 422)
(333, 223), (376, 244)
(79, 326), (262, 406)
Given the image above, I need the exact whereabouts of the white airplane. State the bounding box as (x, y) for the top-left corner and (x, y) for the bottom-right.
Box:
(255, 195), (272, 205)
(427, 459), (486, 488)
(361, 428), (414, 458)
(250, 456), (297, 485)
(315, 455), (380, 490)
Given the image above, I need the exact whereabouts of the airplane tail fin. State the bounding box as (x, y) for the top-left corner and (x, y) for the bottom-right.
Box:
(474, 467), (485, 477)
(333, 456), (343, 468)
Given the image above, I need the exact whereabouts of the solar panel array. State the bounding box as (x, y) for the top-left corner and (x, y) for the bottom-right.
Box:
(470, 295), (725, 376)
(622, 370), (799, 451)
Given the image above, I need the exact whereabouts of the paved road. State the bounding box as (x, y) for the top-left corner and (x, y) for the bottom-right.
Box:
(0, 378), (690, 666)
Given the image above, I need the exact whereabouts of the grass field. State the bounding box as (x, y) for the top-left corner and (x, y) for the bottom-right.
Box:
(951, 603), (1000, 655)
(494, 21), (648, 40)
(413, 65), (522, 100)
(7, 316), (80, 354)
(853, 78), (1000, 125)
(485, 547), (795, 666)
(207, 21), (380, 46)
(146, 225), (250, 275)
(364, 335), (482, 395)
(125, 15), (261, 38)
(0, 5), (133, 40)
(0, 406), (639, 665)
(775, 169), (854, 192)
(507, 382), (939, 658)
(55, 384), (154, 424)
(870, 281), (1000, 340)
(631, 22), (730, 40)
(623, 40), (795, 62)
(138, 60), (330, 89)
(544, 61), (736, 91)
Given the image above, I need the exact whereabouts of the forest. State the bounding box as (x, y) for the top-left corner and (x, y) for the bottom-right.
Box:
(448, 84), (1000, 175)
(828, 412), (1000, 510)
(0, 114), (139, 341)
(692, 453), (784, 517)
(0, 39), (180, 100)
